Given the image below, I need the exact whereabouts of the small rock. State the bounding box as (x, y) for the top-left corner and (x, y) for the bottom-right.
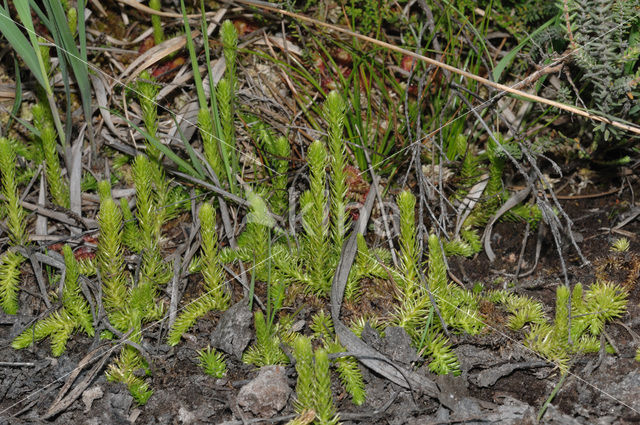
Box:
(177, 406), (196, 424)
(237, 366), (291, 417)
(381, 327), (419, 366)
(360, 323), (383, 351)
(542, 404), (583, 424)
(82, 385), (104, 412)
(210, 300), (253, 359)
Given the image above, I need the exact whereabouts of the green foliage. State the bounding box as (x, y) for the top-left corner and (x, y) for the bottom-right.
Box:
(311, 311), (366, 406)
(390, 192), (482, 374)
(301, 140), (331, 295)
(326, 339), (366, 406)
(490, 290), (547, 330)
(242, 189), (274, 280)
(254, 123), (291, 215)
(66, 6), (77, 36)
(34, 113), (69, 208)
(582, 281), (628, 334)
(443, 236), (476, 258)
(168, 202), (229, 345)
(495, 282), (629, 372)
(132, 155), (170, 287)
(426, 234), (447, 294)
(242, 311), (290, 366)
(313, 348), (339, 425)
(562, 0), (640, 140)
(0, 137), (28, 246)
(61, 245), (94, 337)
(106, 346), (153, 405)
(0, 137), (28, 314)
(221, 19), (238, 92)
(199, 203), (230, 307)
(216, 77), (239, 184)
(293, 335), (314, 412)
(0, 251), (25, 315)
(198, 346), (227, 378)
(121, 197), (142, 251)
(270, 136), (291, 215)
(149, 0), (164, 44)
(12, 309), (76, 356)
(199, 107), (225, 180)
(12, 245), (94, 356)
(345, 234), (389, 302)
(349, 315), (384, 338)
(397, 190), (419, 292)
(611, 237), (630, 252)
(325, 91), (349, 251)
(97, 190), (128, 314)
(425, 333), (461, 376)
(136, 71), (161, 163)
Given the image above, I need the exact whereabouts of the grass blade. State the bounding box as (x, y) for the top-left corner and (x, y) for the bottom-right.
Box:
(0, 5), (45, 89)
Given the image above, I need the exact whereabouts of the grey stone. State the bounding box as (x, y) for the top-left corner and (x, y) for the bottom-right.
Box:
(381, 326), (419, 366)
(237, 366), (291, 417)
(210, 300), (253, 359)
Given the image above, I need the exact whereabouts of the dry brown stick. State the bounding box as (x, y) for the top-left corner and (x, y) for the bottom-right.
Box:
(42, 345), (113, 419)
(236, 0), (640, 136)
(116, 0), (225, 18)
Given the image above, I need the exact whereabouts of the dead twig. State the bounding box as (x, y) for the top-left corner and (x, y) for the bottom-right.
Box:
(42, 345), (113, 419)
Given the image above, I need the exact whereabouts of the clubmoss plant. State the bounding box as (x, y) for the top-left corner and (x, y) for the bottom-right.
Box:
(106, 345), (153, 405)
(311, 311), (366, 406)
(136, 71), (161, 164)
(611, 237), (630, 253)
(149, 0), (164, 44)
(301, 140), (331, 295)
(254, 123), (291, 215)
(12, 245), (94, 356)
(32, 103), (69, 208)
(240, 189), (274, 281)
(96, 181), (129, 316)
(344, 233), (389, 302)
(216, 77), (239, 182)
(293, 335), (314, 412)
(313, 348), (339, 425)
(135, 73), (180, 225)
(427, 234), (483, 335)
(489, 290), (546, 330)
(242, 310), (290, 366)
(168, 202), (229, 345)
(0, 251), (25, 315)
(198, 345), (227, 378)
(221, 19), (238, 93)
(0, 137), (27, 314)
(392, 191), (432, 335)
(0, 138), (28, 246)
(494, 281), (628, 372)
(198, 107), (225, 180)
(325, 91), (349, 251)
(97, 181), (161, 404)
(224, 96), (380, 302)
(66, 5), (77, 36)
(390, 191), (482, 375)
(132, 155), (170, 287)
